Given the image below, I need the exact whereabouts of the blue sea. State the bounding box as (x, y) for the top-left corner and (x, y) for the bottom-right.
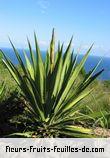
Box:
(1, 48), (110, 81)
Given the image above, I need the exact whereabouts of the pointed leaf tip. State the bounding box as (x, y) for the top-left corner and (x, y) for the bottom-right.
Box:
(52, 28), (55, 36)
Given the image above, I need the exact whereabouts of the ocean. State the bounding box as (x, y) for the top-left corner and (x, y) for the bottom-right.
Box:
(1, 48), (110, 81)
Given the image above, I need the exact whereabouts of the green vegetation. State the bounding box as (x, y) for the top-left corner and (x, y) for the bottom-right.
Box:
(0, 30), (110, 138)
(0, 82), (5, 99)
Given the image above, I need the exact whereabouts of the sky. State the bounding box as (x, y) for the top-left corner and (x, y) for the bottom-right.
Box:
(0, 0), (110, 57)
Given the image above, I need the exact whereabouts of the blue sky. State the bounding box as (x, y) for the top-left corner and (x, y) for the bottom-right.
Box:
(0, 0), (110, 56)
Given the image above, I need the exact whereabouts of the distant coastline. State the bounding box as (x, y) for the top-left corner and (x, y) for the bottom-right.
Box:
(1, 47), (110, 80)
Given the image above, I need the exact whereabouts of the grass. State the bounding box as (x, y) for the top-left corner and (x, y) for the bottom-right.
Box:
(0, 62), (17, 101)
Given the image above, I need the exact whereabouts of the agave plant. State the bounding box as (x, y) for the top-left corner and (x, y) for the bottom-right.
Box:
(1, 29), (104, 138)
(0, 82), (5, 99)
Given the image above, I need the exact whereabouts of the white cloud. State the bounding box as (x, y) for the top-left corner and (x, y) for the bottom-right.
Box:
(37, 0), (50, 13)
(78, 44), (110, 57)
(39, 40), (48, 46)
(62, 43), (110, 57)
